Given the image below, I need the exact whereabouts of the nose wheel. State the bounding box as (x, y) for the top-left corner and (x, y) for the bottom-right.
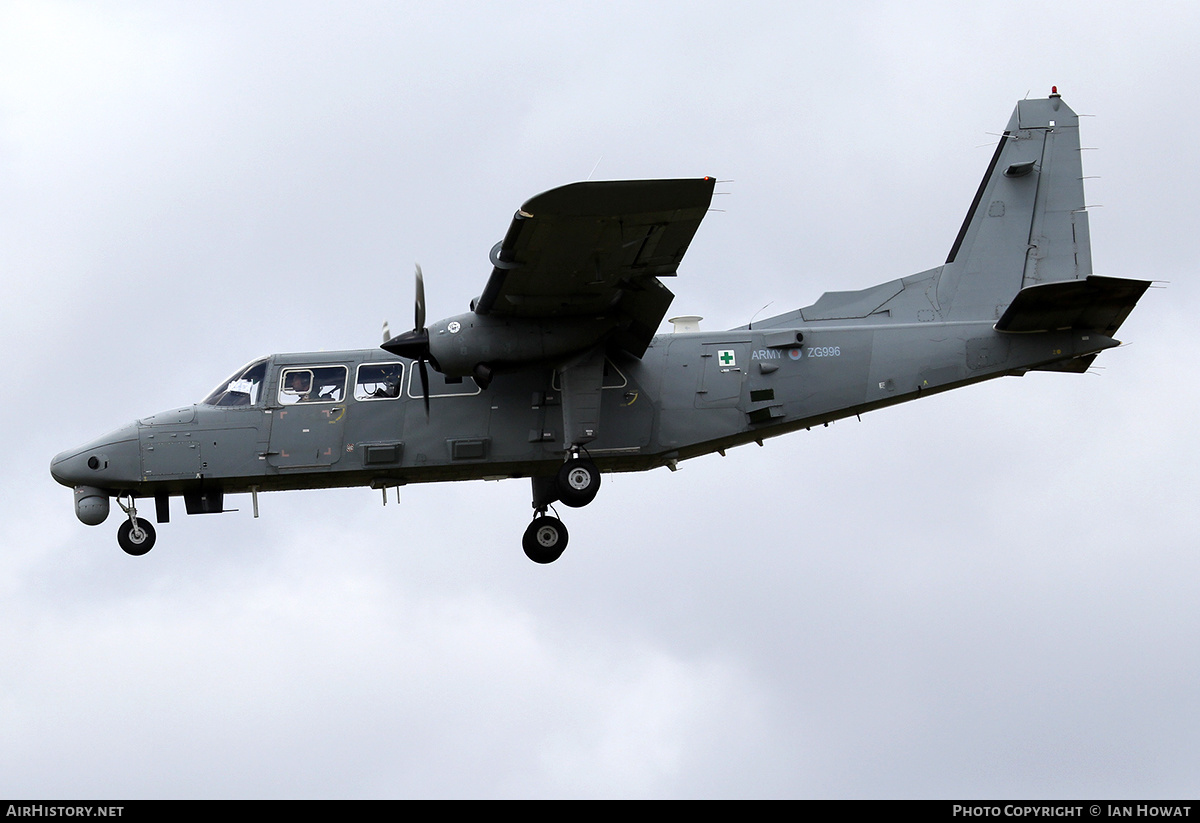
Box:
(117, 518), (156, 556)
(115, 494), (157, 556)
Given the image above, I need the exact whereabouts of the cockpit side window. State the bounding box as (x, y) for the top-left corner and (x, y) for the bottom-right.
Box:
(202, 358), (268, 407)
(354, 363), (404, 401)
(279, 366), (347, 405)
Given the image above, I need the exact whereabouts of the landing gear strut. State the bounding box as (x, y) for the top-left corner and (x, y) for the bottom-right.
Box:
(115, 493), (156, 556)
(523, 453), (601, 563)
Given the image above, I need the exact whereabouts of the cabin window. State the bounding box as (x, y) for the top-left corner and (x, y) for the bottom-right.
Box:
(407, 369), (482, 398)
(354, 363), (405, 401)
(202, 358), (268, 407)
(278, 366), (347, 405)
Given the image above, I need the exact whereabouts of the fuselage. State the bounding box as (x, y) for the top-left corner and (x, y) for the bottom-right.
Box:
(50, 320), (1113, 506)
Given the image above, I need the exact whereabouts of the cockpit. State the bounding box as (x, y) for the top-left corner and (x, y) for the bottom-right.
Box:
(200, 357), (413, 409)
(201, 358), (268, 407)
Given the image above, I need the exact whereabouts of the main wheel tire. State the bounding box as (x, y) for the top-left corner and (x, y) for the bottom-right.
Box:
(555, 458), (601, 508)
(522, 516), (568, 564)
(117, 517), (156, 556)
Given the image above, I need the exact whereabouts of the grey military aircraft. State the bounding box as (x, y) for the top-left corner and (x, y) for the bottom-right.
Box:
(51, 92), (1149, 563)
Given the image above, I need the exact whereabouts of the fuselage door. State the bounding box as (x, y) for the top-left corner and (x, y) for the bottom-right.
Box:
(695, 341), (748, 408)
(267, 365), (348, 469)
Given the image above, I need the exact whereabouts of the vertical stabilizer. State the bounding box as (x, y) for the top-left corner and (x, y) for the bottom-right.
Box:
(937, 93), (1092, 321)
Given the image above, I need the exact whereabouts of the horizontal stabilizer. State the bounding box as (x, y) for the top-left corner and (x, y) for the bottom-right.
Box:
(995, 275), (1151, 335)
(1030, 354), (1098, 374)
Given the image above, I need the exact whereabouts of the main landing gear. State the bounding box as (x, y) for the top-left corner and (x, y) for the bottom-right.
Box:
(523, 515), (568, 564)
(115, 493), (156, 556)
(555, 456), (601, 508)
(523, 453), (601, 564)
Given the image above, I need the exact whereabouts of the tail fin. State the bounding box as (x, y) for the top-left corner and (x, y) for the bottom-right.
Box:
(937, 93), (1094, 321)
(775, 93), (1148, 337)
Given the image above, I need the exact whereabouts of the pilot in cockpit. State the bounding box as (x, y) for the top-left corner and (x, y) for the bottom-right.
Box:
(372, 366), (402, 398)
(283, 371), (313, 402)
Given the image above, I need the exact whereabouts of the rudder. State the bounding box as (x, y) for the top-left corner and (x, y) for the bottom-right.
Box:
(937, 92), (1092, 321)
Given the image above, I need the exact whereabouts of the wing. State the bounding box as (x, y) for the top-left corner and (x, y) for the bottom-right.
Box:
(474, 177), (716, 357)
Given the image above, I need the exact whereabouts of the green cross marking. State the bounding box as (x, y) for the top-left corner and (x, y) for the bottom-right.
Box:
(718, 350), (735, 366)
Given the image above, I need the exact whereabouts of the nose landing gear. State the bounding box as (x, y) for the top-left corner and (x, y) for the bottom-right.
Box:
(115, 494), (156, 556)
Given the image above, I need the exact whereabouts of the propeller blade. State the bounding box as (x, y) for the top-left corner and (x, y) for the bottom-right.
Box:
(414, 264), (425, 332)
(379, 264), (433, 419)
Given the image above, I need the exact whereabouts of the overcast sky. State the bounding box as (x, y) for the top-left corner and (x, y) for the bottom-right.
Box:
(3, 0), (1198, 799)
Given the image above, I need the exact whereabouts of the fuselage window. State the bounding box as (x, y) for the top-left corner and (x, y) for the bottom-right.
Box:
(406, 368), (481, 398)
(354, 363), (405, 401)
(279, 366), (347, 405)
(202, 358), (268, 407)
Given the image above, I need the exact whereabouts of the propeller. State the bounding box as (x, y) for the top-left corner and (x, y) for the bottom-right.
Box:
(414, 262), (425, 331)
(381, 264), (432, 416)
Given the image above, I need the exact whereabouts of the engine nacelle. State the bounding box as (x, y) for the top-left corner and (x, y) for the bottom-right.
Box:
(427, 313), (618, 377)
(74, 486), (110, 526)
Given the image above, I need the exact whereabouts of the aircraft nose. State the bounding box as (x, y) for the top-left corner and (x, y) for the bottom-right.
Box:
(49, 450), (72, 486)
(50, 423), (141, 488)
